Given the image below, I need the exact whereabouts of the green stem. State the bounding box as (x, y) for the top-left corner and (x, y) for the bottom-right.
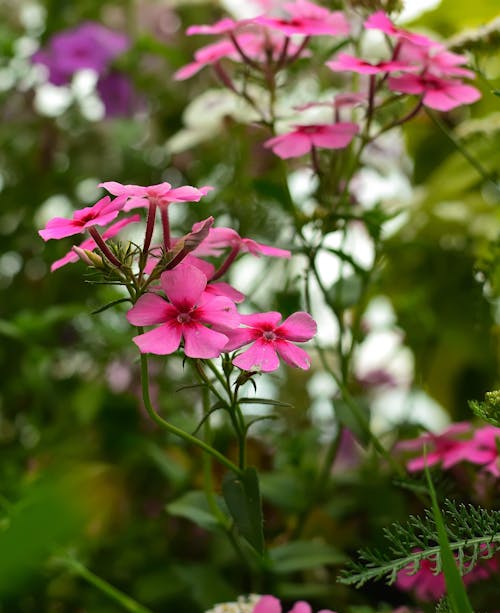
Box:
(62, 557), (154, 613)
(139, 351), (243, 476)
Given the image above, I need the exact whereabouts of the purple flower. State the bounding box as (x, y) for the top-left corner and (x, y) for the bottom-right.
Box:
(33, 21), (129, 84)
(96, 71), (143, 118)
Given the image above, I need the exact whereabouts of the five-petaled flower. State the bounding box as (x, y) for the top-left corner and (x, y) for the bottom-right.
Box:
(127, 263), (240, 359)
(264, 123), (358, 159)
(99, 181), (212, 211)
(225, 311), (317, 372)
(38, 195), (127, 241)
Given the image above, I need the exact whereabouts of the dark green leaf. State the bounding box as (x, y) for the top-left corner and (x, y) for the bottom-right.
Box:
(269, 540), (346, 574)
(166, 491), (226, 532)
(222, 468), (264, 555)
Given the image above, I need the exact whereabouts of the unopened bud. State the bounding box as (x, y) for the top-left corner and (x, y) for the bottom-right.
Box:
(73, 246), (104, 269)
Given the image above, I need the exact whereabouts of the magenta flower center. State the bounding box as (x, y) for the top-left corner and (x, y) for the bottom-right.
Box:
(177, 312), (192, 324)
(263, 330), (277, 341)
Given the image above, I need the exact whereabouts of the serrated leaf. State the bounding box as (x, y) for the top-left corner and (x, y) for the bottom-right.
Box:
(269, 540), (346, 574)
(222, 468), (264, 555)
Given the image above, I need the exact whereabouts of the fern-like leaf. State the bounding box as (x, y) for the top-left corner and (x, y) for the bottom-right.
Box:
(339, 500), (500, 588)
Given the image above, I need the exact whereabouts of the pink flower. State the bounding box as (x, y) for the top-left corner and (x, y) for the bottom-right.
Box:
(388, 73), (481, 111)
(397, 422), (473, 472)
(396, 553), (498, 602)
(99, 181), (212, 211)
(127, 263), (240, 359)
(173, 38), (240, 80)
(326, 52), (417, 75)
(38, 194), (127, 241)
(50, 215), (140, 272)
(264, 123), (358, 159)
(186, 18), (250, 36)
(225, 311), (316, 372)
(364, 11), (436, 48)
(255, 0), (349, 37)
(253, 595), (336, 613)
(192, 226), (291, 259)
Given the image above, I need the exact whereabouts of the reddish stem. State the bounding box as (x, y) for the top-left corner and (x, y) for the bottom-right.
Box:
(143, 201), (157, 255)
(161, 205), (171, 251)
(211, 245), (240, 281)
(88, 227), (122, 268)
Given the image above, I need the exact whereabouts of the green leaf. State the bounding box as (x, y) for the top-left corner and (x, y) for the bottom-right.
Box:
(334, 398), (371, 446)
(166, 491), (226, 532)
(424, 464), (474, 613)
(222, 468), (264, 555)
(269, 540), (346, 574)
(239, 397), (293, 408)
(328, 274), (363, 309)
(260, 472), (309, 513)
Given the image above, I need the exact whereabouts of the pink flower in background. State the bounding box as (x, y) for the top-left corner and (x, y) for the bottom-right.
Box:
(50, 215), (140, 271)
(396, 553), (498, 601)
(327, 52), (417, 75)
(127, 263), (240, 358)
(174, 38), (241, 80)
(99, 181), (212, 210)
(187, 18), (252, 36)
(364, 11), (435, 48)
(398, 422), (473, 471)
(255, 0), (349, 37)
(264, 123), (358, 159)
(225, 311), (316, 372)
(388, 73), (481, 111)
(192, 226), (291, 259)
(253, 594), (336, 613)
(38, 195), (127, 241)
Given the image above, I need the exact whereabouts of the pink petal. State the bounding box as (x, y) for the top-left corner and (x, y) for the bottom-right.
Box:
(39, 218), (81, 240)
(123, 196), (150, 211)
(423, 83), (481, 111)
(160, 263), (207, 310)
(132, 321), (183, 355)
(224, 327), (260, 351)
(311, 123), (358, 149)
(50, 236), (96, 271)
(165, 185), (213, 203)
(102, 214), (141, 239)
(288, 602), (312, 613)
(182, 322), (228, 358)
(99, 181), (147, 197)
(187, 18), (240, 36)
(275, 339), (312, 369)
(206, 282), (245, 303)
(233, 338), (280, 372)
(275, 311), (317, 341)
(254, 595), (282, 613)
(388, 74), (425, 95)
(195, 294), (240, 331)
(241, 238), (291, 258)
(127, 293), (176, 326)
(240, 311), (283, 329)
(264, 132), (312, 159)
(174, 61), (204, 80)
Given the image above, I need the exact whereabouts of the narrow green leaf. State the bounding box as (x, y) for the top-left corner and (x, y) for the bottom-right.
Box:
(166, 491), (226, 532)
(424, 464), (474, 613)
(91, 297), (131, 315)
(239, 398), (293, 408)
(269, 540), (346, 574)
(222, 468), (264, 555)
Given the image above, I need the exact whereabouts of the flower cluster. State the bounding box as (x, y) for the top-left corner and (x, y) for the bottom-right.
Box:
(253, 595), (336, 613)
(39, 181), (317, 372)
(398, 422), (500, 476)
(32, 21), (140, 117)
(176, 3), (480, 160)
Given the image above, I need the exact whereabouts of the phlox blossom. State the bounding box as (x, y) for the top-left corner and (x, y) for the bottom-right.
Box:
(99, 181), (212, 211)
(396, 552), (497, 601)
(253, 594), (336, 613)
(38, 194), (127, 241)
(50, 215), (140, 272)
(192, 226), (291, 259)
(388, 73), (481, 111)
(225, 311), (316, 372)
(398, 422), (500, 476)
(255, 0), (349, 37)
(364, 11), (436, 48)
(127, 263), (240, 359)
(264, 123), (358, 159)
(326, 52), (417, 76)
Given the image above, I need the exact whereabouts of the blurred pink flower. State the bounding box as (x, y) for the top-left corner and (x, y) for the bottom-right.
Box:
(388, 73), (481, 111)
(255, 0), (348, 37)
(364, 11), (436, 48)
(327, 52), (417, 75)
(39, 194), (127, 241)
(50, 215), (140, 271)
(396, 553), (498, 601)
(127, 263), (240, 358)
(225, 311), (316, 372)
(253, 595), (336, 613)
(264, 123), (358, 158)
(192, 226), (291, 259)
